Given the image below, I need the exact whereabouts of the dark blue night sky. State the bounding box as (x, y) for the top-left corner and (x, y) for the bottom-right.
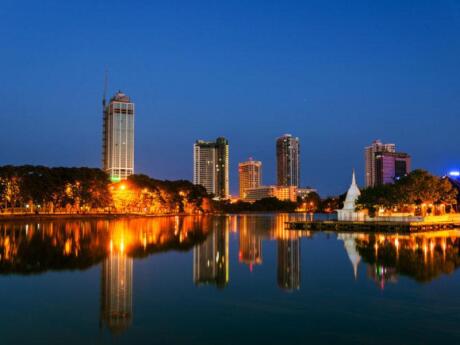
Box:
(1, 0), (459, 196)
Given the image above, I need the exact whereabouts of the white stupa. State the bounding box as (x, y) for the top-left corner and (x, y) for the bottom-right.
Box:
(337, 170), (366, 221)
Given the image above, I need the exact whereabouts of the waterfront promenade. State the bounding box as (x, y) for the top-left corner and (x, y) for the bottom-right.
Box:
(287, 214), (460, 233)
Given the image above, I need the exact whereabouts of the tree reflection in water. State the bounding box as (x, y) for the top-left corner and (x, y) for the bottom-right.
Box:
(355, 231), (460, 286)
(0, 216), (460, 335)
(0, 217), (210, 274)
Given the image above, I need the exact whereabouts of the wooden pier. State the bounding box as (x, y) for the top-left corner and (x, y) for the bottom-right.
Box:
(286, 219), (460, 233)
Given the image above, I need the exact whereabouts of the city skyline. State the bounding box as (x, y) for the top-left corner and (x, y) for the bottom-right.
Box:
(1, 1), (459, 196)
(1, 2), (460, 344)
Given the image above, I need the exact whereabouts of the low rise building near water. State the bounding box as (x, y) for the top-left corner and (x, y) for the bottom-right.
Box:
(244, 185), (297, 203)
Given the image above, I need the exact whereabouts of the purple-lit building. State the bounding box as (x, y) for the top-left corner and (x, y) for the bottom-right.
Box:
(375, 152), (411, 185)
(364, 140), (396, 187)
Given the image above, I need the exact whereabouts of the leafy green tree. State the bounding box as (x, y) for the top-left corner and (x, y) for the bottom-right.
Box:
(357, 169), (458, 215)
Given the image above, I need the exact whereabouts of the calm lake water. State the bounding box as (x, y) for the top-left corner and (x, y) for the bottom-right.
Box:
(0, 214), (459, 345)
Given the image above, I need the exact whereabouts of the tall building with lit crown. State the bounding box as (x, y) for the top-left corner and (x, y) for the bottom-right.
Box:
(239, 158), (262, 199)
(364, 140), (395, 187)
(276, 134), (300, 187)
(193, 137), (229, 199)
(102, 91), (135, 182)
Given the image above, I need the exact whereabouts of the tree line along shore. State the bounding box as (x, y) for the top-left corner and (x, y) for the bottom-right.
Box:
(0, 166), (458, 218)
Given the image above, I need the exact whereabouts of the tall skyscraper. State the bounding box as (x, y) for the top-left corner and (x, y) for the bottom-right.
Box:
(238, 158), (262, 199)
(375, 151), (411, 185)
(364, 140), (395, 187)
(102, 91), (135, 182)
(193, 137), (229, 199)
(276, 134), (300, 187)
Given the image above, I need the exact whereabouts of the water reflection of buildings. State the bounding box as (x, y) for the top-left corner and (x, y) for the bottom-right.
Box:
(235, 214), (305, 290)
(275, 215), (303, 291)
(1, 217), (459, 309)
(193, 217), (229, 289)
(0, 217), (209, 336)
(238, 216), (262, 270)
(100, 249), (133, 334)
(277, 237), (300, 291)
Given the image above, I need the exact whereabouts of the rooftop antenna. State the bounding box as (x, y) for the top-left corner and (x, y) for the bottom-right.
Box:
(102, 68), (108, 109)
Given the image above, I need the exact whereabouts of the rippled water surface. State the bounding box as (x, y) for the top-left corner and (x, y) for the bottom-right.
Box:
(0, 214), (459, 344)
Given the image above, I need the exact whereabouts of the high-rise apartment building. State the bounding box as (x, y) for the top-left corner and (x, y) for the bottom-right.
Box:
(102, 91), (135, 182)
(375, 152), (411, 185)
(193, 137), (229, 199)
(364, 140), (395, 187)
(239, 158), (262, 199)
(276, 134), (300, 187)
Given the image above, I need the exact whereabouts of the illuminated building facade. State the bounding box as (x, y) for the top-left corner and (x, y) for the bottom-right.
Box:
(193, 137), (229, 199)
(244, 185), (297, 202)
(193, 218), (229, 288)
(100, 251), (133, 334)
(364, 140), (395, 187)
(375, 152), (411, 185)
(239, 158), (262, 199)
(296, 188), (317, 200)
(277, 237), (300, 291)
(102, 91), (135, 181)
(276, 134), (300, 187)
